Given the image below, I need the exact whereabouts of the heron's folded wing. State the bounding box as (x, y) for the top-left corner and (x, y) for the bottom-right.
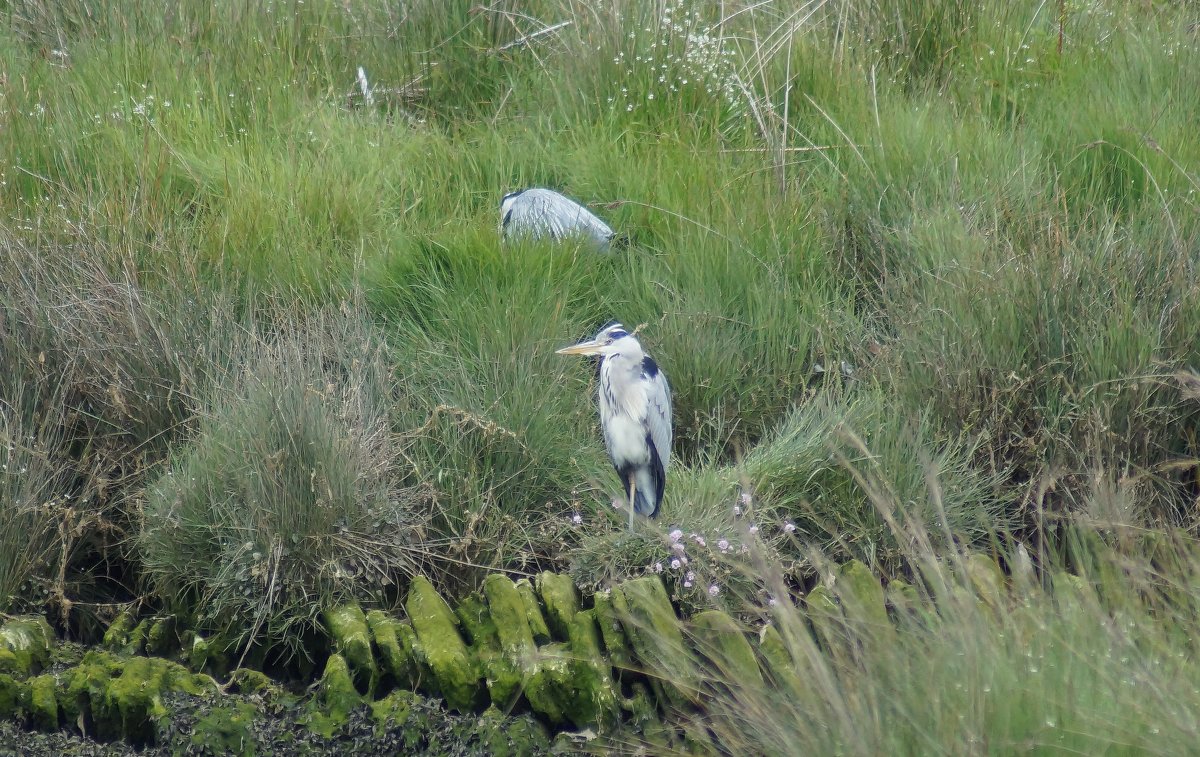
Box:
(645, 369), (672, 472)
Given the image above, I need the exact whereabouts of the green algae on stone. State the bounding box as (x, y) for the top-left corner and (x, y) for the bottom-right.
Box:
(0, 615), (54, 677)
(535, 572), (579, 640)
(144, 617), (177, 657)
(756, 624), (804, 699)
(188, 633), (210, 672)
(484, 575), (536, 662)
(324, 604), (377, 695)
(0, 673), (24, 719)
(836, 561), (889, 632)
(26, 673), (58, 730)
(477, 705), (550, 757)
(306, 653), (361, 739)
(622, 681), (670, 747)
(690, 610), (763, 691)
(886, 578), (921, 615)
(371, 689), (550, 756)
(521, 643), (573, 725)
(102, 611), (137, 653)
(963, 553), (1005, 610)
(367, 610), (420, 691)
(563, 609), (618, 728)
(459, 587), (519, 707)
(63, 651), (217, 745)
(371, 687), (417, 735)
(525, 623), (619, 734)
(405, 576), (483, 712)
(226, 668), (276, 696)
(805, 584), (844, 655)
(591, 591), (632, 672)
(190, 700), (258, 756)
(125, 619), (152, 656)
(453, 592), (498, 648)
(514, 579), (552, 645)
(612, 576), (693, 707)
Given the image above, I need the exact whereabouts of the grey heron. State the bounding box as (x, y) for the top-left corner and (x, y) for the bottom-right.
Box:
(557, 323), (672, 528)
(500, 188), (615, 250)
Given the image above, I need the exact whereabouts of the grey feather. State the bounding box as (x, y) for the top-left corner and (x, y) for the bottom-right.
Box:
(500, 188), (615, 250)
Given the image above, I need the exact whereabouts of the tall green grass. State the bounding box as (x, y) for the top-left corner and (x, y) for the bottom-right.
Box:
(0, 0), (1197, 698)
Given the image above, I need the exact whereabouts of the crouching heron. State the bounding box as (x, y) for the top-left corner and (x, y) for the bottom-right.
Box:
(557, 323), (672, 528)
(501, 188), (615, 250)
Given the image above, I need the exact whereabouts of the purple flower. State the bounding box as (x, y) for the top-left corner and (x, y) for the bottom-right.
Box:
(749, 524), (759, 535)
(684, 581), (693, 588)
(693, 534), (707, 547)
(669, 528), (683, 542)
(768, 597), (778, 607)
(718, 539), (730, 552)
(670, 558), (682, 570)
(571, 513), (583, 526)
(671, 542), (686, 554)
(654, 562), (664, 574)
(784, 522), (797, 534)
(708, 584), (720, 597)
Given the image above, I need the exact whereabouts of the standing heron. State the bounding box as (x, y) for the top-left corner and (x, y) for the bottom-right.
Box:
(557, 323), (672, 528)
(500, 188), (615, 250)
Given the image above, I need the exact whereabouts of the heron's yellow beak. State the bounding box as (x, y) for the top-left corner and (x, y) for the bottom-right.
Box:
(555, 339), (603, 356)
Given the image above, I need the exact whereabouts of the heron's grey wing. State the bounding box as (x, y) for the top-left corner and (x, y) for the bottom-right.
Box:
(646, 367), (672, 472)
(515, 190), (613, 247)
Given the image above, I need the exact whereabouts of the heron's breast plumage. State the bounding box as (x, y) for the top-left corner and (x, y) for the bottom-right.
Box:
(598, 356), (652, 466)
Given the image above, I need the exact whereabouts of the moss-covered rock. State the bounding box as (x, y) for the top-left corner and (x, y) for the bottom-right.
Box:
(690, 610), (763, 691)
(535, 572), (579, 640)
(452, 592), (495, 648)
(367, 610), (420, 691)
(886, 578), (921, 615)
(370, 687), (418, 735)
(805, 585), (844, 655)
(756, 624), (804, 699)
(188, 633), (210, 672)
(0, 673), (24, 720)
(101, 611), (137, 653)
(484, 575), (536, 661)
(26, 673), (58, 730)
(226, 668), (276, 696)
(592, 591), (633, 673)
(836, 561), (889, 631)
(144, 616), (177, 657)
(477, 705), (550, 757)
(371, 689), (550, 755)
(523, 626), (615, 730)
(405, 576), (483, 712)
(522, 643), (574, 725)
(0, 615), (54, 678)
(478, 577), (529, 707)
(61, 651), (217, 745)
(125, 619), (151, 656)
(324, 604), (377, 695)
(1052, 570), (1094, 618)
(963, 553), (1004, 610)
(514, 579), (552, 645)
(612, 576), (693, 707)
(563, 609), (618, 728)
(189, 700), (258, 756)
(306, 653), (361, 738)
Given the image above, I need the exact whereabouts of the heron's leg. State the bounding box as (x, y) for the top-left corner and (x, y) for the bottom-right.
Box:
(627, 474), (637, 531)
